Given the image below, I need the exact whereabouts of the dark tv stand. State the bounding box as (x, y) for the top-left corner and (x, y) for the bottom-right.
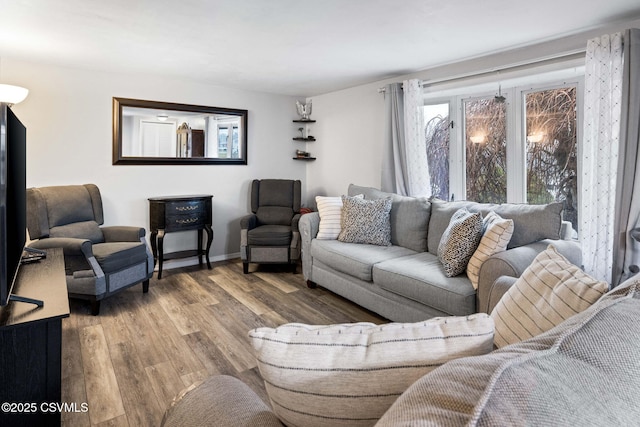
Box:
(0, 248), (69, 426)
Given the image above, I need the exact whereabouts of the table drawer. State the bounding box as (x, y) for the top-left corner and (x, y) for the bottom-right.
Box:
(167, 200), (206, 216)
(166, 213), (206, 230)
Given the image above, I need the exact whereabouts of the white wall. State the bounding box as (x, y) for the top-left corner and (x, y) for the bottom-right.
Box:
(6, 59), (305, 267)
(304, 80), (386, 205)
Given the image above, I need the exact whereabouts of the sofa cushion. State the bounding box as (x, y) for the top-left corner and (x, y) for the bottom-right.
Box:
(348, 184), (431, 252)
(50, 220), (105, 244)
(376, 278), (640, 427)
(374, 252), (477, 316)
(338, 196), (392, 246)
(43, 184), (97, 227)
(92, 241), (148, 273)
(256, 206), (294, 226)
(247, 225), (292, 246)
(315, 194), (362, 240)
(492, 202), (563, 249)
(311, 239), (416, 282)
(467, 211), (514, 289)
(491, 244), (608, 348)
(249, 314), (495, 427)
(437, 209), (483, 277)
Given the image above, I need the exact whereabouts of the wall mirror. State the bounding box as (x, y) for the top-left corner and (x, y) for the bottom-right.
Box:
(113, 97), (248, 165)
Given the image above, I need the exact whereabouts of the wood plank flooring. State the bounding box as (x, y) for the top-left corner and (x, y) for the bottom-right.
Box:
(60, 259), (386, 426)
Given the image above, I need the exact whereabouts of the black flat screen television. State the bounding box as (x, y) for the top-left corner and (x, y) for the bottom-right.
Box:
(0, 104), (27, 306)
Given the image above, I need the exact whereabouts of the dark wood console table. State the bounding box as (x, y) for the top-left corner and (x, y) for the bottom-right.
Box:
(0, 248), (69, 427)
(149, 195), (213, 279)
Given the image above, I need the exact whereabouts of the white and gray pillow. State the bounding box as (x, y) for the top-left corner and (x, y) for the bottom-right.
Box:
(337, 195), (392, 246)
(437, 208), (483, 277)
(491, 244), (609, 348)
(249, 314), (495, 427)
(467, 211), (514, 289)
(315, 194), (363, 240)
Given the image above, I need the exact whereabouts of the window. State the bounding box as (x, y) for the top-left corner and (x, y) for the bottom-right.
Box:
(217, 124), (240, 158)
(424, 103), (450, 200)
(463, 96), (507, 203)
(423, 74), (582, 234)
(524, 87), (578, 231)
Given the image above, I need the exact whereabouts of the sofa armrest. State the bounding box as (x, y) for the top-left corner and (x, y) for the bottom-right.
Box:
(485, 275), (518, 313)
(291, 213), (301, 232)
(299, 212), (320, 281)
(477, 239), (582, 313)
(240, 214), (258, 230)
(29, 237), (94, 258)
(102, 226), (145, 242)
(161, 375), (283, 427)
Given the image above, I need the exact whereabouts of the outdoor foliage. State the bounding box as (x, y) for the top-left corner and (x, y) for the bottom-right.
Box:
(424, 87), (578, 232)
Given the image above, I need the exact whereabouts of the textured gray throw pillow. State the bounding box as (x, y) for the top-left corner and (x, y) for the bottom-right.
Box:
(338, 195), (392, 246)
(437, 208), (483, 277)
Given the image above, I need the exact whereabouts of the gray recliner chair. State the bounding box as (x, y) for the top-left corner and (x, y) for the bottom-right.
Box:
(240, 179), (302, 274)
(26, 184), (154, 315)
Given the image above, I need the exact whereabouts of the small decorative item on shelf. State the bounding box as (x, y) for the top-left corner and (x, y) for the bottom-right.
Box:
(298, 127), (305, 138)
(296, 149), (311, 158)
(296, 100), (312, 120)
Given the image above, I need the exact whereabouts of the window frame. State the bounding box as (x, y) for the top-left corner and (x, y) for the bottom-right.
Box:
(423, 75), (584, 209)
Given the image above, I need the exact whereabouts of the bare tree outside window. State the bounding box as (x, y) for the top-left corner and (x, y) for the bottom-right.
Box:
(464, 98), (507, 203)
(525, 87), (578, 232)
(424, 103), (450, 200)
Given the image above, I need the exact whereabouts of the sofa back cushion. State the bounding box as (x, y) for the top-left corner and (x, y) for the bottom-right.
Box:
(428, 199), (564, 253)
(348, 184), (430, 252)
(491, 202), (563, 248)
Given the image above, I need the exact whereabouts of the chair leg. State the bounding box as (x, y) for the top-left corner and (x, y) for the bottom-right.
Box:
(291, 262), (297, 274)
(243, 262), (249, 274)
(142, 279), (149, 293)
(90, 299), (101, 316)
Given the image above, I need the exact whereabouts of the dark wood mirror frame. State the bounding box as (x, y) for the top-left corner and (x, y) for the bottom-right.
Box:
(112, 97), (248, 165)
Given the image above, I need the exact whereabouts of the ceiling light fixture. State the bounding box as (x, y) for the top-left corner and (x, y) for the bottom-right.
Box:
(157, 114), (169, 121)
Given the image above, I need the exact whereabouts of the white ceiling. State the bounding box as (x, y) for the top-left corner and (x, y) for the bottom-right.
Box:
(1, 0), (640, 97)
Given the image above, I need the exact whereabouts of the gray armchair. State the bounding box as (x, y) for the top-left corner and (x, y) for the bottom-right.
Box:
(240, 179), (301, 274)
(26, 184), (154, 315)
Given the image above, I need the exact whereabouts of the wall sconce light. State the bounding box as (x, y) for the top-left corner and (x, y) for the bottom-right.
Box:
(470, 135), (485, 144)
(527, 133), (544, 143)
(0, 83), (29, 106)
(157, 114), (169, 121)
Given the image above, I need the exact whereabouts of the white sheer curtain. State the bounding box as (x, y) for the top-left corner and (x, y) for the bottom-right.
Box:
(403, 79), (430, 197)
(381, 79), (430, 197)
(580, 32), (623, 283)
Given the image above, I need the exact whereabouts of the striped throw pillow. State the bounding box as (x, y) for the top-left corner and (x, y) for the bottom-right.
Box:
(249, 314), (495, 427)
(315, 195), (362, 240)
(467, 211), (514, 289)
(491, 245), (609, 348)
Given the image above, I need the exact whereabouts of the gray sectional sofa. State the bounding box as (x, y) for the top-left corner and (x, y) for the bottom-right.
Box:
(300, 184), (582, 322)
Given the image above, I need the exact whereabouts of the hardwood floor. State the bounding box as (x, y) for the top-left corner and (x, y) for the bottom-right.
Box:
(60, 259), (386, 426)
